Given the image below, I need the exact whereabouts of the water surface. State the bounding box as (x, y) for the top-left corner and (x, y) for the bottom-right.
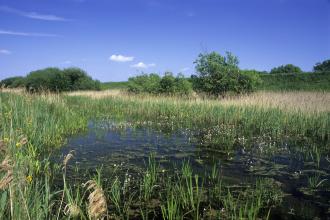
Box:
(57, 121), (330, 219)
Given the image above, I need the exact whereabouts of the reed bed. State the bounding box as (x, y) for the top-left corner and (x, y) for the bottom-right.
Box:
(68, 90), (330, 114)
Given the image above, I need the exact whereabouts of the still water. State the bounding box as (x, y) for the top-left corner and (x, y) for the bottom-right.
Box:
(57, 121), (330, 219)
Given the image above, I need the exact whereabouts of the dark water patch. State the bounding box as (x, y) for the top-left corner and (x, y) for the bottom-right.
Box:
(54, 121), (330, 219)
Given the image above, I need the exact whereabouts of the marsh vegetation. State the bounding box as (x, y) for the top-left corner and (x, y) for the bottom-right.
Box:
(0, 89), (329, 219)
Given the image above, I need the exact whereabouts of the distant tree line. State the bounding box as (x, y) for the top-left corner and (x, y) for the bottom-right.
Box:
(1, 67), (101, 92)
(1, 55), (329, 95)
(269, 60), (330, 74)
(128, 54), (329, 96)
(270, 64), (302, 74)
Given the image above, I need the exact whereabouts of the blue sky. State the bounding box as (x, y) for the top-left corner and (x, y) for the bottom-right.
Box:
(0, 0), (329, 82)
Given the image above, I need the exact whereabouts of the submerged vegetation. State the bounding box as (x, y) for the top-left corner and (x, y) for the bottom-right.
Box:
(0, 89), (329, 219)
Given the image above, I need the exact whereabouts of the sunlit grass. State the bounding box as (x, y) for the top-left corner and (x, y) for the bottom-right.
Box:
(68, 90), (330, 114)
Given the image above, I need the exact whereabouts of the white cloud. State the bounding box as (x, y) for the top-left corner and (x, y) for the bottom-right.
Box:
(0, 29), (59, 37)
(131, 62), (156, 69)
(62, 60), (72, 64)
(0, 6), (69, 21)
(0, 49), (11, 55)
(109, 54), (134, 62)
(180, 67), (190, 72)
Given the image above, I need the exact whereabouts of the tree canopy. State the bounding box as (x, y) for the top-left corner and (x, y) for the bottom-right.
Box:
(25, 67), (101, 92)
(313, 59), (330, 72)
(192, 51), (260, 95)
(128, 72), (192, 95)
(0, 76), (25, 88)
(270, 64), (302, 74)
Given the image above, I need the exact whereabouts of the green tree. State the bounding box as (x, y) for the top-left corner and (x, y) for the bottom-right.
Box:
(0, 76), (25, 88)
(270, 64), (302, 74)
(25, 67), (64, 92)
(193, 51), (259, 95)
(313, 59), (330, 72)
(128, 72), (192, 95)
(25, 67), (100, 92)
(174, 73), (193, 95)
(128, 73), (161, 94)
(160, 72), (176, 94)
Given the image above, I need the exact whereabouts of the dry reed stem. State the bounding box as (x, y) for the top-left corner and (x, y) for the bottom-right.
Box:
(83, 180), (107, 220)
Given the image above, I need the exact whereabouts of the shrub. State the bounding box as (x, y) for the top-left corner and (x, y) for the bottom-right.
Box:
(313, 59), (330, 72)
(174, 73), (193, 95)
(128, 72), (192, 95)
(128, 73), (161, 94)
(25, 67), (100, 92)
(159, 72), (176, 94)
(270, 64), (302, 74)
(193, 51), (260, 95)
(239, 70), (262, 92)
(63, 68), (101, 90)
(0, 76), (25, 88)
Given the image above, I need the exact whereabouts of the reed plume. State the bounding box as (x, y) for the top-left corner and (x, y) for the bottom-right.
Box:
(63, 150), (75, 169)
(83, 180), (107, 220)
(0, 156), (13, 190)
(0, 140), (6, 154)
(64, 203), (82, 218)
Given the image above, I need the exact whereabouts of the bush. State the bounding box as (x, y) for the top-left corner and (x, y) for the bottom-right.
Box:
(128, 72), (192, 95)
(174, 73), (193, 95)
(270, 64), (302, 74)
(127, 73), (161, 94)
(25, 67), (100, 92)
(239, 70), (262, 92)
(193, 51), (260, 95)
(0, 76), (25, 88)
(159, 72), (176, 94)
(314, 59), (330, 72)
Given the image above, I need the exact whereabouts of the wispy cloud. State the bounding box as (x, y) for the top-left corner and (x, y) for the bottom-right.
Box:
(62, 60), (72, 64)
(0, 49), (11, 55)
(0, 6), (69, 21)
(131, 62), (156, 69)
(185, 11), (195, 17)
(109, 54), (134, 62)
(0, 29), (60, 37)
(180, 67), (190, 72)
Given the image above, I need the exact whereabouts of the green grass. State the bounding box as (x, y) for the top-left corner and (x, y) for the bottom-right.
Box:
(258, 72), (330, 91)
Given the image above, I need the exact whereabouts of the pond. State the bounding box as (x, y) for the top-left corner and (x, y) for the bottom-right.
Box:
(56, 120), (330, 219)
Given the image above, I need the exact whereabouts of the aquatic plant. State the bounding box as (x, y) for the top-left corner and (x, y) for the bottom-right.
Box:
(83, 174), (107, 220)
